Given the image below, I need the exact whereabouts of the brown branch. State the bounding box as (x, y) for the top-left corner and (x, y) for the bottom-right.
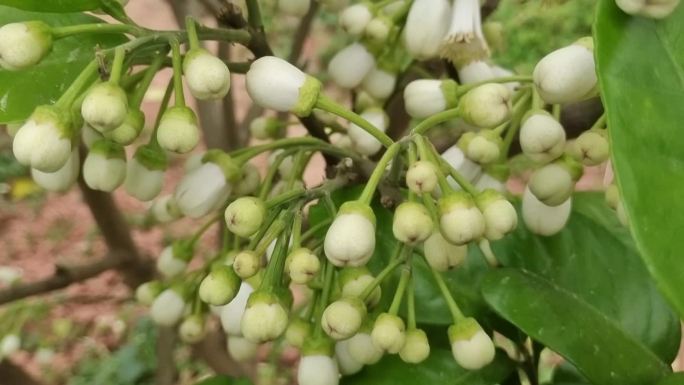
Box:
(191, 330), (250, 379)
(155, 326), (178, 385)
(0, 361), (46, 385)
(288, 2), (319, 64)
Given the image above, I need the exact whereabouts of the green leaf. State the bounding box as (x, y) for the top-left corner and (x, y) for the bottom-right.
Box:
(340, 349), (514, 385)
(194, 375), (253, 385)
(656, 373), (684, 385)
(0, 7), (127, 123)
(0, 0), (102, 12)
(489, 192), (681, 362)
(482, 268), (671, 385)
(594, 0), (684, 319)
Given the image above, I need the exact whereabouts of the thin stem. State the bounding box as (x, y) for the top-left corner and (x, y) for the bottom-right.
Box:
(149, 79), (174, 147)
(245, 0), (264, 30)
(265, 187), (307, 209)
(300, 218), (332, 244)
(423, 254), (464, 322)
(590, 113), (607, 130)
(456, 75), (534, 97)
(407, 274), (416, 329)
(55, 60), (99, 110)
(552, 104), (561, 120)
(388, 263), (411, 315)
(232, 137), (327, 162)
(360, 245), (405, 300)
(316, 95), (394, 148)
(254, 215), (287, 256)
(501, 91), (532, 157)
(411, 108), (461, 135)
(169, 39), (185, 107)
(531, 86), (543, 110)
(52, 23), (144, 38)
(478, 239), (499, 267)
(358, 142), (401, 204)
(247, 210), (281, 250)
(185, 16), (201, 50)
(262, 220), (292, 289)
(291, 208), (303, 249)
(108, 46), (126, 85)
(313, 261), (335, 338)
(188, 214), (221, 246)
(130, 53), (166, 108)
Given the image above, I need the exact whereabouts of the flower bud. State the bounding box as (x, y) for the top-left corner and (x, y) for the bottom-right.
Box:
(287, 247), (320, 284)
(233, 163), (261, 196)
(339, 267), (382, 307)
(458, 130), (503, 165)
(522, 186), (572, 236)
(241, 291), (289, 343)
(403, 79), (458, 119)
(328, 43), (375, 89)
(528, 161), (580, 206)
(423, 231), (467, 271)
(322, 297), (367, 340)
(439, 192), (485, 245)
(124, 144), (166, 201)
(151, 288), (186, 326)
(220, 282), (254, 335)
(476, 189), (517, 240)
(403, 0), (451, 60)
(285, 318), (311, 348)
(298, 354), (340, 385)
(31, 148), (79, 192)
(106, 108), (145, 145)
(233, 250), (261, 279)
(81, 123), (103, 149)
(474, 171), (507, 193)
(83, 139), (126, 192)
(399, 329), (430, 363)
(324, 201), (376, 266)
(0, 334), (21, 356)
(365, 17), (392, 43)
(336, 339), (364, 375)
(227, 336), (258, 362)
(340, 3), (373, 35)
(406, 160), (438, 194)
(225, 197), (266, 238)
(361, 68), (397, 100)
(249, 116), (283, 140)
(605, 184), (619, 210)
(348, 108), (388, 156)
(393, 201), (433, 244)
(199, 264), (241, 306)
(448, 318), (495, 370)
(441, 145), (482, 186)
(519, 110), (566, 163)
(355, 90), (381, 111)
(347, 332), (383, 364)
(81, 82), (129, 133)
(371, 313), (406, 353)
(135, 280), (163, 306)
(0, 21), (52, 70)
(571, 129), (610, 166)
(246, 56), (322, 116)
(156, 242), (193, 278)
(278, 0), (311, 16)
(533, 38), (597, 104)
(183, 48), (231, 100)
(458, 84), (512, 128)
(179, 314), (206, 344)
(457, 60), (496, 85)
(175, 151), (239, 218)
(156, 106), (200, 153)
(616, 0), (679, 18)
(151, 194), (181, 223)
(13, 105), (73, 173)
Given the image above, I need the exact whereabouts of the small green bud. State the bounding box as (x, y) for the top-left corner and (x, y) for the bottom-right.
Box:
(423, 231), (467, 271)
(406, 160), (438, 194)
(339, 267), (382, 308)
(347, 331), (384, 364)
(0, 21), (52, 70)
(458, 130), (503, 165)
(476, 189), (518, 241)
(399, 329), (430, 364)
(199, 264), (241, 306)
(287, 247), (320, 284)
(285, 318), (311, 348)
(225, 197), (266, 238)
(157, 106), (199, 154)
(392, 201), (434, 244)
(135, 280), (163, 306)
(81, 82), (129, 133)
(439, 192), (485, 245)
(322, 297), (367, 340)
(241, 291), (289, 343)
(571, 129), (610, 166)
(179, 314), (206, 344)
(233, 250), (261, 279)
(458, 84), (511, 128)
(371, 313), (406, 354)
(106, 108), (145, 145)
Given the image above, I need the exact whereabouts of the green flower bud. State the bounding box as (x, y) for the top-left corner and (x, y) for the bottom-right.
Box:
(183, 48), (231, 100)
(571, 129), (610, 166)
(179, 314), (206, 344)
(225, 196), (266, 238)
(83, 139), (126, 192)
(13, 105), (73, 173)
(448, 318), (495, 370)
(0, 21), (52, 70)
(458, 84), (511, 128)
(399, 329), (430, 364)
(439, 191), (485, 245)
(519, 110), (566, 164)
(365, 16), (392, 43)
(458, 130), (503, 165)
(150, 287), (186, 326)
(249, 116), (284, 140)
(124, 144), (166, 202)
(528, 159), (581, 206)
(347, 331), (384, 364)
(371, 313), (406, 353)
(336, 339), (364, 375)
(287, 247), (320, 284)
(406, 160), (439, 194)
(151, 194), (181, 223)
(233, 250), (261, 279)
(106, 108), (145, 145)
(476, 189), (518, 241)
(322, 297), (367, 340)
(199, 264), (241, 306)
(31, 148), (80, 193)
(157, 106), (199, 154)
(392, 201), (434, 244)
(135, 280), (163, 306)
(423, 231), (467, 271)
(339, 267), (382, 308)
(285, 317), (311, 348)
(156, 241), (193, 278)
(81, 82), (129, 133)
(324, 201), (376, 267)
(298, 354), (340, 385)
(241, 291), (289, 343)
(233, 163), (262, 196)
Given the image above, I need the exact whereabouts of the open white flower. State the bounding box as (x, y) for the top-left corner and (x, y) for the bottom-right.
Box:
(13, 105), (73, 173)
(183, 48), (231, 100)
(328, 43), (375, 89)
(31, 148), (80, 193)
(83, 139), (126, 192)
(0, 21), (52, 70)
(440, 0), (488, 62)
(404, 0), (452, 60)
(348, 108), (388, 156)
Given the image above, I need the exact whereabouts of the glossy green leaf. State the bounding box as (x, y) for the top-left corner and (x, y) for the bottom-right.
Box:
(482, 268), (671, 385)
(489, 193), (681, 362)
(656, 373), (684, 385)
(0, 0), (102, 12)
(594, 0), (684, 319)
(0, 7), (127, 123)
(341, 349), (514, 385)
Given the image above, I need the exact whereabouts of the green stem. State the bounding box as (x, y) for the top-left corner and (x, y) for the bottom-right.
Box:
(130, 53), (167, 108)
(414, 135), (456, 194)
(316, 95), (394, 148)
(590, 113), (607, 130)
(313, 261), (335, 338)
(300, 218), (332, 244)
(245, 0), (265, 30)
(108, 46), (126, 85)
(360, 245), (405, 300)
(232, 137), (326, 162)
(478, 239), (499, 267)
(531, 85), (543, 110)
(421, 253), (464, 322)
(358, 142), (401, 205)
(55, 60), (99, 110)
(455, 75), (534, 97)
(188, 214), (221, 246)
(254, 215), (287, 256)
(411, 108), (461, 135)
(501, 91), (532, 158)
(552, 104), (561, 120)
(388, 263), (411, 315)
(407, 274), (416, 329)
(149, 78), (174, 147)
(52, 23), (144, 38)
(262, 221), (292, 290)
(170, 39), (185, 107)
(291, 208), (303, 249)
(247, 210), (281, 250)
(265, 187), (307, 209)
(185, 16), (201, 50)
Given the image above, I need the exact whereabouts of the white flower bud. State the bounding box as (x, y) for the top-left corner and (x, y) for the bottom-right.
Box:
(0, 21), (52, 70)
(179, 314), (206, 344)
(459, 84), (512, 128)
(156, 243), (192, 278)
(13, 105), (72, 173)
(220, 282), (254, 335)
(106, 108), (145, 145)
(347, 332), (383, 364)
(225, 197), (266, 238)
(404, 0), (451, 60)
(340, 4), (373, 35)
(339, 267), (382, 307)
(124, 145), (166, 201)
(287, 248), (320, 284)
(135, 281), (163, 306)
(241, 291), (289, 343)
(175, 152), (238, 218)
(151, 194), (181, 223)
(157, 106), (200, 154)
(151, 288), (186, 326)
(285, 318), (311, 348)
(571, 129), (610, 166)
(423, 231), (467, 271)
(403, 79), (457, 119)
(371, 313), (406, 353)
(328, 43), (376, 89)
(227, 336), (258, 362)
(31, 148), (79, 192)
(348, 108), (388, 156)
(364, 17), (392, 43)
(476, 189), (517, 241)
(324, 201), (376, 266)
(474, 172), (506, 193)
(322, 297), (367, 340)
(355, 89), (381, 111)
(81, 83), (129, 133)
(199, 265), (241, 306)
(336, 340), (364, 375)
(233, 163), (261, 196)
(329, 132), (353, 150)
(441, 145), (482, 186)
(616, 0), (680, 18)
(183, 48), (231, 100)
(83, 140), (126, 192)
(448, 318), (495, 370)
(81, 123), (103, 149)
(528, 163), (577, 206)
(522, 186), (572, 236)
(458, 61), (496, 85)
(246, 56), (322, 116)
(458, 131), (503, 165)
(298, 355), (340, 385)
(439, 192), (485, 245)
(233, 250), (261, 279)
(519, 110), (566, 163)
(406, 160), (438, 194)
(278, 0), (311, 16)
(393, 201), (433, 244)
(399, 329), (430, 363)
(361, 68), (397, 100)
(249, 116), (283, 140)
(533, 38), (596, 104)
(0, 334), (21, 356)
